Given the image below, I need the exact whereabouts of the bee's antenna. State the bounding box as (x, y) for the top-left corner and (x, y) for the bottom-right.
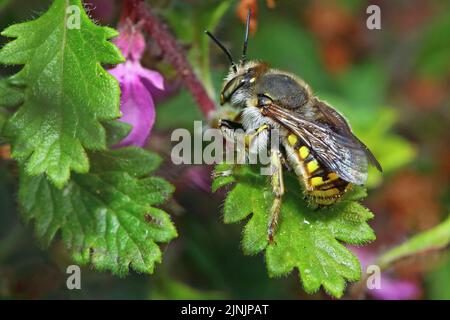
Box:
(205, 30), (237, 72)
(241, 9), (251, 64)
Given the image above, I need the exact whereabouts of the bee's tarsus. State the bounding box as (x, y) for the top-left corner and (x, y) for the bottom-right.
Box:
(267, 150), (284, 242)
(212, 170), (233, 179)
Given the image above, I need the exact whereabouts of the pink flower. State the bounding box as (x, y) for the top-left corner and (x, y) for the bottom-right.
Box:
(109, 22), (164, 147)
(183, 166), (213, 193)
(350, 246), (421, 300)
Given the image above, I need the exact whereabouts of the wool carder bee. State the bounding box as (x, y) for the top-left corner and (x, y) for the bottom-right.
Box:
(206, 11), (382, 243)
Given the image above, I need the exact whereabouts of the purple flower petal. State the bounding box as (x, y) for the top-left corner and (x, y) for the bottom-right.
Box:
(135, 64), (165, 90)
(371, 277), (420, 300)
(116, 77), (155, 148)
(109, 63), (126, 81)
(183, 166), (212, 193)
(109, 23), (166, 147)
(115, 24), (146, 61)
(349, 246), (421, 300)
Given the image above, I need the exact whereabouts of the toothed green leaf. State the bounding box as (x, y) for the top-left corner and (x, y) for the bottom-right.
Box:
(0, 0), (124, 188)
(214, 165), (375, 298)
(19, 147), (177, 275)
(0, 79), (23, 109)
(103, 120), (132, 147)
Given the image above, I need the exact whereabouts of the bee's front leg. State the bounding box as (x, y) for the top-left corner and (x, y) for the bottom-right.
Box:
(216, 119), (269, 178)
(213, 119), (244, 178)
(268, 149), (285, 244)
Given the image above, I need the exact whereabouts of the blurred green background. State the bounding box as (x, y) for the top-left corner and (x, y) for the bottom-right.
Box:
(0, 0), (449, 299)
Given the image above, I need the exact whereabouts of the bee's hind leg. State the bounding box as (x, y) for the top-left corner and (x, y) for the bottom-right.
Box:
(268, 149), (285, 244)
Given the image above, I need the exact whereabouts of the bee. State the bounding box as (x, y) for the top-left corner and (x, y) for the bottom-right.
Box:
(206, 11), (382, 243)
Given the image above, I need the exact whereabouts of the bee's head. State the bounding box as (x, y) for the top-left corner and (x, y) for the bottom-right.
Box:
(206, 10), (264, 106)
(220, 60), (268, 105)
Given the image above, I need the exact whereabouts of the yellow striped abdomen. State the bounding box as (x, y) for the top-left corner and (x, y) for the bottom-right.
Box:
(285, 134), (351, 205)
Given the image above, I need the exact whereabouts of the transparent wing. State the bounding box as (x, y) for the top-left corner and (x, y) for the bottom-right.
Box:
(311, 99), (382, 173)
(262, 102), (380, 185)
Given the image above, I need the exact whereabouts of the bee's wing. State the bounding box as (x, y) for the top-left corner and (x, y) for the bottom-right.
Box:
(311, 99), (382, 173)
(263, 101), (381, 185)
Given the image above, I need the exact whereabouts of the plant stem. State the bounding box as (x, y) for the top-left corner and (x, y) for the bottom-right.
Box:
(136, 1), (217, 117)
(376, 215), (450, 270)
(348, 216), (450, 299)
(121, 0), (140, 23)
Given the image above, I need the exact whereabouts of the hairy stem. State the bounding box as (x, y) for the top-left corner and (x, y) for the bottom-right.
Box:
(134, 1), (217, 117)
(349, 216), (450, 299)
(376, 216), (450, 270)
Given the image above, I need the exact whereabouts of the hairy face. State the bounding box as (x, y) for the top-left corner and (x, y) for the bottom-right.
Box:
(220, 61), (268, 107)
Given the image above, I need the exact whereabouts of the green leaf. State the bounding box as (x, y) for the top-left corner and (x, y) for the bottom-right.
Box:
(19, 147), (177, 275)
(426, 254), (450, 300)
(0, 0), (124, 188)
(211, 163), (235, 193)
(377, 215), (450, 270)
(0, 78), (23, 109)
(103, 120), (132, 147)
(214, 165), (375, 298)
(0, 79), (24, 139)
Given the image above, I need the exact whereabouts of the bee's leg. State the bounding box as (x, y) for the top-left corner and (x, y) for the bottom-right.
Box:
(247, 125), (269, 148)
(212, 170), (233, 179)
(216, 119), (245, 178)
(218, 119), (244, 131)
(279, 144), (292, 172)
(268, 149), (285, 244)
(219, 119), (269, 167)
